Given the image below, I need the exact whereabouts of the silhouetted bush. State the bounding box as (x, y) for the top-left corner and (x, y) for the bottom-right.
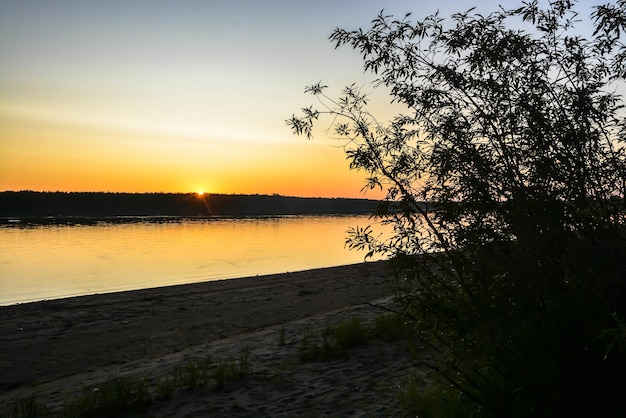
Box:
(290, 1), (626, 415)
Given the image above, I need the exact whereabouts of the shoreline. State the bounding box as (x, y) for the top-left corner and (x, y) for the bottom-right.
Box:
(0, 261), (411, 415)
(0, 255), (384, 307)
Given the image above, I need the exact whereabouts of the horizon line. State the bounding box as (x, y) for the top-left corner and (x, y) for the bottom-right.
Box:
(0, 190), (380, 201)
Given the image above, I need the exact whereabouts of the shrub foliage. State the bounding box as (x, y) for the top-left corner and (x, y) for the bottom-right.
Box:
(289, 1), (626, 416)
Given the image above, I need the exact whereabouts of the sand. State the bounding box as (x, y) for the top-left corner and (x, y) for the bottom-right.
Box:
(0, 261), (421, 416)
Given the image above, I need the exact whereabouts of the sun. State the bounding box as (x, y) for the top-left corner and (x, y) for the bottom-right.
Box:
(196, 190), (205, 196)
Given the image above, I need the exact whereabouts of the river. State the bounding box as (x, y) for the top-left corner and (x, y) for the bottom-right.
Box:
(0, 215), (388, 305)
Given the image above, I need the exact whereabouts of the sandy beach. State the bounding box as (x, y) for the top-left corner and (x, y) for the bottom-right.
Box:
(0, 261), (419, 416)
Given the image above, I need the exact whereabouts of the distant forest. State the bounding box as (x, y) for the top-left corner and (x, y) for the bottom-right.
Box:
(0, 191), (381, 218)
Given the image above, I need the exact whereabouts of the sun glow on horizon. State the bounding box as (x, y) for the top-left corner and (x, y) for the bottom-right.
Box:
(0, 0), (436, 200)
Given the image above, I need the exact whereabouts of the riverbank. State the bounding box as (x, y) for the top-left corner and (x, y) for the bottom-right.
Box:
(0, 261), (419, 416)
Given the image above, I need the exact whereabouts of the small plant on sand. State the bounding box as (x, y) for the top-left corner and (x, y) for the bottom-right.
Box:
(299, 316), (369, 362)
(372, 313), (411, 341)
(335, 316), (368, 347)
(298, 328), (324, 362)
(199, 355), (212, 387)
(159, 355), (211, 391)
(185, 360), (201, 389)
(212, 348), (251, 390)
(230, 347), (251, 380)
(211, 361), (229, 390)
(156, 374), (178, 399)
(61, 376), (151, 417)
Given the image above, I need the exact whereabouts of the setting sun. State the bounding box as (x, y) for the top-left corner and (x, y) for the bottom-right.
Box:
(197, 191), (205, 196)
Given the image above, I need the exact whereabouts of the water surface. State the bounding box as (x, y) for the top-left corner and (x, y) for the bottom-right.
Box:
(0, 215), (386, 305)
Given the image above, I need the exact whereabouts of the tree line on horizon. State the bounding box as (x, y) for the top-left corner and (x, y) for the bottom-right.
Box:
(0, 191), (384, 218)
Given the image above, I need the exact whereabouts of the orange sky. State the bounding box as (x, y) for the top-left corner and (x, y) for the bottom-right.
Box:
(1, 101), (381, 197)
(0, 0), (559, 199)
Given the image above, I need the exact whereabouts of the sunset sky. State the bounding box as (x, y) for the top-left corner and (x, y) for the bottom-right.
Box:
(0, 0), (594, 198)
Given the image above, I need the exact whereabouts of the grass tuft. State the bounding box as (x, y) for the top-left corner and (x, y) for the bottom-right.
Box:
(61, 376), (151, 417)
(299, 316), (369, 362)
(372, 313), (411, 340)
(156, 374), (178, 399)
(213, 348), (251, 390)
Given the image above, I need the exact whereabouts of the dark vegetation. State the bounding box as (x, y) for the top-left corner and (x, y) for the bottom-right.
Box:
(289, 1), (626, 416)
(0, 191), (379, 220)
